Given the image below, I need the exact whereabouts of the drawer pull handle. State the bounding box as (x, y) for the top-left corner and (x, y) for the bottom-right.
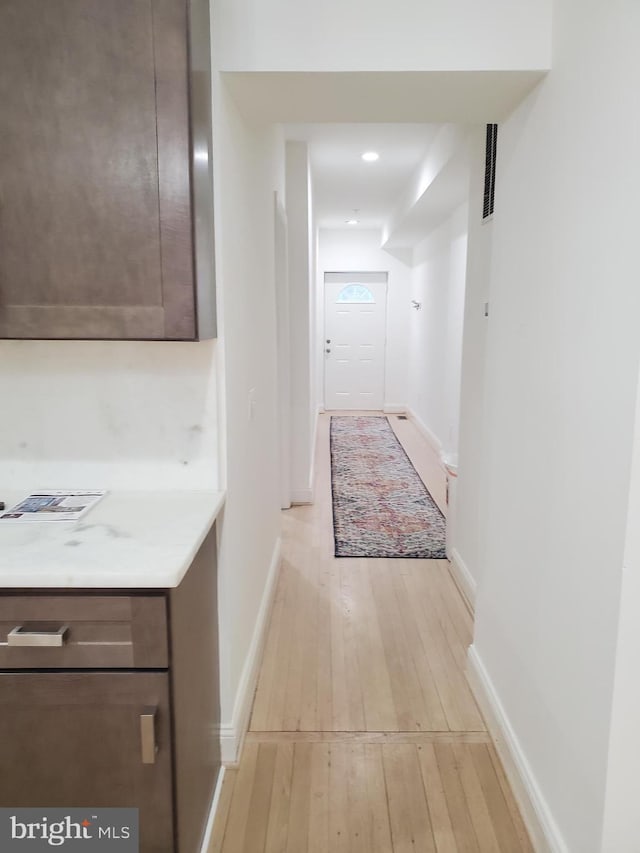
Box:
(7, 625), (69, 647)
(140, 707), (158, 765)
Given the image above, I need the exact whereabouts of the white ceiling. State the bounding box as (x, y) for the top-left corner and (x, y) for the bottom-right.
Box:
(285, 123), (441, 230)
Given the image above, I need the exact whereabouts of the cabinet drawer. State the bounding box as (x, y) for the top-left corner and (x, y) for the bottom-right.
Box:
(0, 596), (167, 669)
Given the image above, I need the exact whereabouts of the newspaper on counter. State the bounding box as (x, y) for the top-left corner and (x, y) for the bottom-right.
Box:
(0, 490), (107, 523)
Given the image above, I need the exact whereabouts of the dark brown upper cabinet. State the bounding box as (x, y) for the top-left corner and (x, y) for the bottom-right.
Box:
(0, 0), (216, 340)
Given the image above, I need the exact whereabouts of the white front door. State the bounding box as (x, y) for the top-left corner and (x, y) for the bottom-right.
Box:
(324, 277), (387, 410)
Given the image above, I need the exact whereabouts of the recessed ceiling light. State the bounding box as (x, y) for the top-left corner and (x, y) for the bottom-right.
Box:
(362, 151), (379, 162)
(346, 219), (359, 225)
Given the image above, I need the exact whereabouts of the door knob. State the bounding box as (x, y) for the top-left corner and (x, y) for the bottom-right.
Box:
(326, 339), (331, 343)
(325, 348), (331, 354)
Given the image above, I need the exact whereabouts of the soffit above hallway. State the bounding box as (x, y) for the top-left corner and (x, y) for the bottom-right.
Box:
(222, 71), (546, 124)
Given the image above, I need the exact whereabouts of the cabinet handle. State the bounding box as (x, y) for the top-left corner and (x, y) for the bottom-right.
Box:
(140, 707), (158, 765)
(7, 625), (69, 647)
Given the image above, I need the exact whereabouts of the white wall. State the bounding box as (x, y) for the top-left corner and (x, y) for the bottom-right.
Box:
(601, 364), (640, 851)
(407, 204), (468, 456)
(470, 1), (640, 849)
(212, 75), (283, 741)
(308, 169), (319, 467)
(317, 229), (411, 411)
(455, 128), (493, 592)
(0, 340), (219, 490)
(214, 0), (551, 73)
(286, 141), (316, 500)
(274, 191), (291, 509)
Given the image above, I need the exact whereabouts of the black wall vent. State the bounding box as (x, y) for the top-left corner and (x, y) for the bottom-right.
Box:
(483, 124), (498, 219)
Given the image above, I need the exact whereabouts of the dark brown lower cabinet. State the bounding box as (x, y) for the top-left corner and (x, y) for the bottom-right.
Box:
(0, 525), (220, 853)
(0, 672), (174, 851)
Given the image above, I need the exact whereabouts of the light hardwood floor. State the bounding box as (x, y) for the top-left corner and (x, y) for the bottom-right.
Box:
(211, 414), (532, 852)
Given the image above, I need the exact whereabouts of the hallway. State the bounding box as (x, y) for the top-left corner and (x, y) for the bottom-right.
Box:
(211, 415), (532, 852)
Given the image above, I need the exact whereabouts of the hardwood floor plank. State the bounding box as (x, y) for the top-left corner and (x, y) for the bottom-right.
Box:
(285, 743), (312, 853)
(250, 571), (287, 731)
(428, 564), (476, 678)
(340, 563), (368, 730)
(432, 561), (475, 646)
(434, 742), (480, 852)
(351, 562), (398, 731)
(416, 744), (457, 853)
(400, 570), (469, 732)
(308, 743), (331, 853)
(453, 741), (502, 851)
(368, 562), (428, 730)
(328, 564), (351, 730)
(208, 769), (237, 853)
(328, 743), (350, 853)
(264, 743), (295, 853)
(347, 743), (374, 853)
(470, 744), (527, 853)
(283, 551), (317, 731)
(299, 552), (322, 731)
(221, 742), (260, 853)
(403, 566), (485, 732)
(402, 744), (439, 853)
(314, 560), (334, 731)
(389, 563), (451, 730)
(264, 560), (297, 731)
(363, 744), (394, 853)
(243, 743), (278, 853)
(383, 742), (415, 853)
(384, 743), (437, 853)
(486, 745), (535, 852)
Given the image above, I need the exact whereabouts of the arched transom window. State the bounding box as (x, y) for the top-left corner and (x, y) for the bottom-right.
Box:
(336, 284), (375, 304)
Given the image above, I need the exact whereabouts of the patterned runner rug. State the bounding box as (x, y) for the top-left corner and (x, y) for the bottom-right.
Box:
(330, 416), (447, 559)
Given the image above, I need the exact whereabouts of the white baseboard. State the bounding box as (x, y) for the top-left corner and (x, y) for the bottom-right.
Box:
(199, 765), (227, 853)
(383, 404), (407, 414)
(219, 537), (282, 764)
(406, 407), (444, 461)
(449, 547), (476, 611)
(467, 646), (568, 853)
(291, 489), (313, 505)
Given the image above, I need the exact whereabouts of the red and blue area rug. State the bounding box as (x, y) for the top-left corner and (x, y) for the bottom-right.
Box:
(330, 415), (447, 559)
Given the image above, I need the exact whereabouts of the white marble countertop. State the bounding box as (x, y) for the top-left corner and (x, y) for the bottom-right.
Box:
(0, 490), (225, 588)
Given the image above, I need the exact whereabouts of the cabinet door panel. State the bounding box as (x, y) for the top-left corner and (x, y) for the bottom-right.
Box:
(0, 672), (174, 852)
(0, 0), (195, 340)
